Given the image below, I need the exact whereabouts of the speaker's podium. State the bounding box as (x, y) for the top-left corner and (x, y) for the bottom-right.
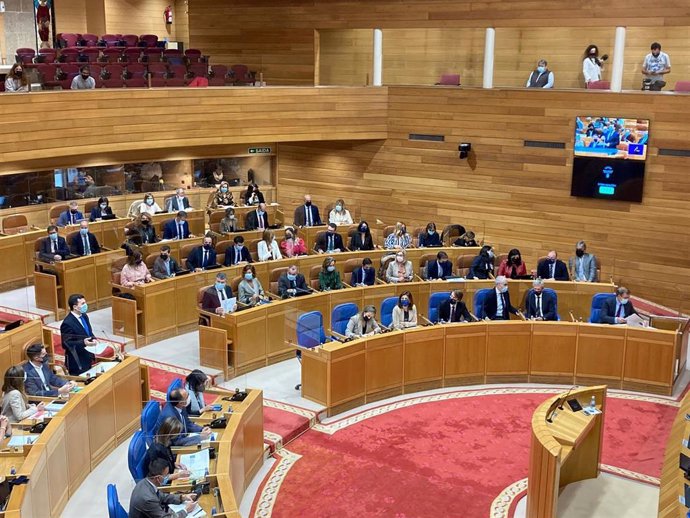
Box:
(527, 385), (607, 518)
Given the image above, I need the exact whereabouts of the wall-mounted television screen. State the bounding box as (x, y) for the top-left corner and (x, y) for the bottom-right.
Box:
(574, 117), (649, 161)
(571, 157), (645, 202)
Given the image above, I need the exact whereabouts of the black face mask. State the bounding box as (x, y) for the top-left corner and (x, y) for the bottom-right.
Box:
(363, 315), (370, 321)
(203, 244), (212, 250)
(70, 209), (78, 214)
(305, 201), (312, 207)
(81, 74), (90, 79)
(142, 220), (150, 226)
(575, 249), (585, 257)
(160, 254), (169, 259)
(135, 259), (142, 265)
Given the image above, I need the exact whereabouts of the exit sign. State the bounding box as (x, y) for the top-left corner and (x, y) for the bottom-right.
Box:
(248, 147), (271, 154)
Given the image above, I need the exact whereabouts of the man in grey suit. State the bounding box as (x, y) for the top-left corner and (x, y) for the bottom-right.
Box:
(568, 240), (598, 282)
(152, 245), (182, 279)
(129, 458), (197, 518)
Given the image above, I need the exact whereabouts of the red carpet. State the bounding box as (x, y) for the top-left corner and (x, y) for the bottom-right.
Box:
(255, 390), (677, 518)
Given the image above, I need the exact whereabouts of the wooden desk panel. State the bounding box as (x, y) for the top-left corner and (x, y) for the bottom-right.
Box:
(575, 325), (626, 385)
(328, 341), (366, 413)
(233, 309), (268, 373)
(3, 318), (43, 366)
(0, 234), (29, 289)
(486, 322), (532, 381)
(403, 326), (445, 391)
(365, 332), (404, 401)
(113, 357), (144, 441)
(41, 418), (69, 517)
(444, 322), (487, 385)
(87, 375), (118, 467)
(56, 255), (98, 309)
(63, 394), (91, 492)
(530, 322), (578, 384)
(301, 348), (328, 405)
(623, 327), (677, 393)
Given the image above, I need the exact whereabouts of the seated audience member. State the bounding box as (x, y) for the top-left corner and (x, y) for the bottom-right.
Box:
(130, 458), (196, 518)
(384, 222), (412, 250)
(483, 276), (520, 320)
(278, 265), (310, 298)
(185, 369), (213, 416)
(23, 344), (75, 397)
(386, 251), (414, 283)
(224, 236), (253, 266)
(135, 193), (162, 217)
(319, 257), (342, 291)
(145, 418), (191, 482)
(186, 236), (217, 271)
(156, 388), (212, 446)
(70, 65), (95, 89)
(153, 245), (182, 279)
(71, 220), (101, 256)
(202, 272), (237, 315)
(349, 221), (375, 251)
(257, 229), (282, 261)
(246, 202), (269, 231)
(2, 365), (43, 423)
(351, 258), (375, 286)
(526, 59), (554, 88)
(244, 183), (265, 206)
(208, 165), (225, 186)
(89, 196), (114, 221)
(4, 63), (29, 93)
(568, 240), (597, 282)
(392, 291), (418, 330)
(469, 245), (495, 279)
(59, 293), (97, 375)
(280, 227), (308, 258)
(167, 188), (192, 212)
(121, 251), (154, 287)
(39, 225), (71, 262)
(600, 287), (638, 324)
(454, 231), (478, 247)
(294, 194), (322, 227)
(315, 223), (345, 254)
(525, 279), (557, 321)
(238, 264), (268, 306)
(537, 250), (570, 281)
(438, 290), (474, 323)
(346, 305), (381, 338)
(426, 251), (453, 280)
(497, 248), (527, 279)
(135, 213), (158, 244)
(328, 199), (353, 225)
(56, 201), (84, 227)
(162, 211), (192, 240)
(219, 207), (239, 234)
(418, 222), (442, 247)
(207, 181), (235, 210)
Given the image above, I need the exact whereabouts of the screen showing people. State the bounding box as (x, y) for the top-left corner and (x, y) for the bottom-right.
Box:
(574, 116), (649, 161)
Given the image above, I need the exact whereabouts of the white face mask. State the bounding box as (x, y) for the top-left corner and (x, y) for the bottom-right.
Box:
(396, 256), (404, 263)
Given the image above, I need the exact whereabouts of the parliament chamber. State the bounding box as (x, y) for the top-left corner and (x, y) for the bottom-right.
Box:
(1, 1), (690, 518)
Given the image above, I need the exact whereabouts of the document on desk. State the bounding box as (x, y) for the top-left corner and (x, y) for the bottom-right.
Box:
(168, 503), (206, 517)
(221, 297), (237, 314)
(80, 361), (120, 378)
(84, 342), (112, 355)
(8, 435), (39, 446)
(625, 313), (649, 327)
(179, 448), (210, 479)
(45, 402), (66, 413)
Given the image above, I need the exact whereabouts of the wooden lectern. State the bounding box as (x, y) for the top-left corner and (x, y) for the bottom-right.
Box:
(527, 385), (607, 518)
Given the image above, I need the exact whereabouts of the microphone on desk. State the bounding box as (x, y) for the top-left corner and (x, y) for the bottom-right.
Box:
(101, 329), (124, 361)
(558, 386), (578, 410)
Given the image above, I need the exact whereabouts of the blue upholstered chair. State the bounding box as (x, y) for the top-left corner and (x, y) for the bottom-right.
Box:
(107, 484), (129, 518)
(428, 291), (451, 323)
(380, 297), (398, 328)
(589, 293), (616, 323)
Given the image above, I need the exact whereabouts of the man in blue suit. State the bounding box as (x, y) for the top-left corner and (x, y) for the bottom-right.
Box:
(59, 293), (97, 375)
(186, 236), (217, 271)
(536, 251), (569, 281)
(426, 251), (453, 280)
(524, 279), (558, 321)
(24, 343), (75, 397)
(39, 225), (71, 262)
(55, 201), (84, 227)
(293, 194), (322, 227)
(600, 287), (638, 324)
(71, 221), (101, 256)
(351, 258), (375, 286)
(156, 387), (212, 446)
(162, 211), (193, 240)
(483, 276), (520, 320)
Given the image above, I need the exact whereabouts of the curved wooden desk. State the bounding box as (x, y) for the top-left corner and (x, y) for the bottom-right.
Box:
(657, 386), (690, 518)
(527, 386), (607, 518)
(297, 322), (678, 415)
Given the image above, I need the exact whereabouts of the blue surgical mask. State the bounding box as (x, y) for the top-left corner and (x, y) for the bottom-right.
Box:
(620, 298), (629, 305)
(327, 266), (335, 272)
(287, 273), (296, 281)
(335, 205), (342, 212)
(161, 475), (170, 485)
(49, 233), (58, 241)
(100, 203), (107, 209)
(244, 273), (253, 280)
(401, 299), (410, 307)
(220, 187), (228, 193)
(145, 198), (154, 206)
(80, 228), (88, 236)
(500, 286), (508, 294)
(215, 282), (225, 291)
(79, 303), (88, 314)
(537, 66), (546, 73)
(427, 230), (435, 235)
(257, 210), (264, 216)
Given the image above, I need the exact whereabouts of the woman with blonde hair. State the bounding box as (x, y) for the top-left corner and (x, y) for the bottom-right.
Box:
(257, 229), (282, 261)
(384, 221), (412, 250)
(208, 180), (235, 209)
(1, 365), (41, 424)
(238, 264), (268, 305)
(328, 199), (353, 225)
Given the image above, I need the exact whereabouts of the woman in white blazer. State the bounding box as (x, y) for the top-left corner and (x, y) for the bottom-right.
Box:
(2, 365), (43, 424)
(385, 250), (414, 283)
(391, 291), (418, 330)
(257, 229), (282, 261)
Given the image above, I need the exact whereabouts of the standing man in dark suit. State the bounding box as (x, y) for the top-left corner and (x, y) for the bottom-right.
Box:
(152, 245), (182, 279)
(426, 251), (453, 280)
(166, 188), (192, 213)
(224, 236), (253, 266)
(186, 236), (217, 272)
(351, 258), (376, 286)
(245, 202), (269, 231)
(23, 344), (75, 397)
(201, 272), (237, 315)
(537, 250), (570, 281)
(293, 194), (322, 227)
(438, 290), (474, 323)
(483, 276), (520, 320)
(524, 279), (558, 321)
(129, 458), (197, 518)
(39, 225), (71, 262)
(600, 287), (638, 324)
(278, 265), (310, 298)
(314, 223), (345, 254)
(162, 211), (193, 240)
(71, 221), (101, 256)
(59, 293), (97, 375)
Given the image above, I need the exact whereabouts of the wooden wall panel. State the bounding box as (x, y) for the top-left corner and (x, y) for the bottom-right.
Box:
(104, 0), (175, 39)
(623, 27), (690, 91)
(54, 0), (88, 35)
(318, 29), (372, 86)
(277, 87), (690, 310)
(383, 28), (485, 87)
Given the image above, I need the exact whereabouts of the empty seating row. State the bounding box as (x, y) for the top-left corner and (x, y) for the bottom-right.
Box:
(56, 33), (162, 48)
(15, 46), (203, 65)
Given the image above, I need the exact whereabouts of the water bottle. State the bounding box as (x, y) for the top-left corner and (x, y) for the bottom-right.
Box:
(9, 465), (15, 475)
(204, 467), (209, 478)
(211, 507), (217, 516)
(589, 395), (596, 410)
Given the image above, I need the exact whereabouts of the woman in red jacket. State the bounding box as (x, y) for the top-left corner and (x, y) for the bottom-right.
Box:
(497, 248), (528, 279)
